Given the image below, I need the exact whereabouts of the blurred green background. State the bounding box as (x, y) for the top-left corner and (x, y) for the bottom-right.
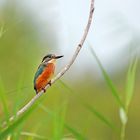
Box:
(0, 1), (140, 140)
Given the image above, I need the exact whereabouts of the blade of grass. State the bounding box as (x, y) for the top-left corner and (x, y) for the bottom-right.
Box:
(53, 102), (67, 140)
(64, 124), (87, 140)
(88, 45), (124, 109)
(58, 80), (117, 132)
(6, 85), (32, 96)
(0, 77), (10, 125)
(58, 80), (74, 93)
(0, 107), (34, 139)
(13, 72), (25, 120)
(84, 103), (116, 130)
(13, 73), (25, 119)
(120, 57), (138, 140)
(11, 124), (24, 140)
(21, 132), (47, 140)
(39, 104), (87, 140)
(0, 24), (6, 38)
(0, 95), (42, 139)
(125, 57), (138, 109)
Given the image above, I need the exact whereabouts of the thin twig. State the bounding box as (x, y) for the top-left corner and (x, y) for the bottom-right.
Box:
(2, 0), (95, 127)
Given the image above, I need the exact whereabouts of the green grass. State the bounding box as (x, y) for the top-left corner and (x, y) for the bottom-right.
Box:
(0, 77), (10, 127)
(89, 45), (124, 109)
(125, 57), (138, 109)
(0, 104), (34, 139)
(39, 104), (88, 140)
(0, 24), (6, 39)
(89, 45), (138, 140)
(0, 83), (46, 139)
(120, 57), (138, 140)
(0, 45), (138, 139)
(20, 131), (47, 140)
(59, 80), (117, 132)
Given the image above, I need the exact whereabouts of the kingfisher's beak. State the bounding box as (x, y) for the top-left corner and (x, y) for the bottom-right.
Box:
(55, 55), (64, 59)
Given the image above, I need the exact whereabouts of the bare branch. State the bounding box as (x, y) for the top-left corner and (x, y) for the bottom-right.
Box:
(2, 0), (95, 127)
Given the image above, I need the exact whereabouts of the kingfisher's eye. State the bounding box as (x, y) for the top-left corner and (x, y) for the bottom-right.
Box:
(48, 54), (53, 58)
(51, 54), (55, 58)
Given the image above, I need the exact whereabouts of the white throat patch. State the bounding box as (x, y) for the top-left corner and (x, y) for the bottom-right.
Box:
(48, 59), (56, 63)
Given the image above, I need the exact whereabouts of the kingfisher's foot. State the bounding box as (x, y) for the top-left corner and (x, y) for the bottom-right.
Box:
(42, 88), (46, 93)
(48, 81), (52, 86)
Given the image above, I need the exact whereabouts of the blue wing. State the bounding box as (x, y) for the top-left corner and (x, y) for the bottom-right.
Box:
(34, 64), (46, 87)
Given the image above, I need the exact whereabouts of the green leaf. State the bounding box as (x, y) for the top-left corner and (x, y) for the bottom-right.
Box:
(58, 80), (74, 93)
(21, 131), (47, 140)
(125, 58), (138, 108)
(59, 80), (117, 131)
(39, 104), (64, 139)
(84, 103), (116, 130)
(0, 24), (6, 38)
(13, 73), (25, 119)
(53, 102), (67, 140)
(88, 45), (124, 109)
(64, 124), (87, 140)
(0, 99), (38, 139)
(0, 77), (10, 125)
(119, 107), (127, 125)
(11, 124), (24, 140)
(39, 105), (87, 140)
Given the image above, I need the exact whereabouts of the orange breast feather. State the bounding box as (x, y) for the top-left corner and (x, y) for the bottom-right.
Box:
(36, 63), (55, 92)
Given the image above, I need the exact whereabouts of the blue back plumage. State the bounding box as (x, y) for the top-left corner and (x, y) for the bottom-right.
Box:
(34, 64), (46, 86)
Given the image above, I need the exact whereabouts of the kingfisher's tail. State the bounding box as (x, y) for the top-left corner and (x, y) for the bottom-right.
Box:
(34, 86), (38, 94)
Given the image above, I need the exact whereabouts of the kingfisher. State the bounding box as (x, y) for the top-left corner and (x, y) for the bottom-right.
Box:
(34, 54), (63, 94)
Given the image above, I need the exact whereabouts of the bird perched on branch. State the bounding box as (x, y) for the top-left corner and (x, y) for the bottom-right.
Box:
(34, 54), (63, 94)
